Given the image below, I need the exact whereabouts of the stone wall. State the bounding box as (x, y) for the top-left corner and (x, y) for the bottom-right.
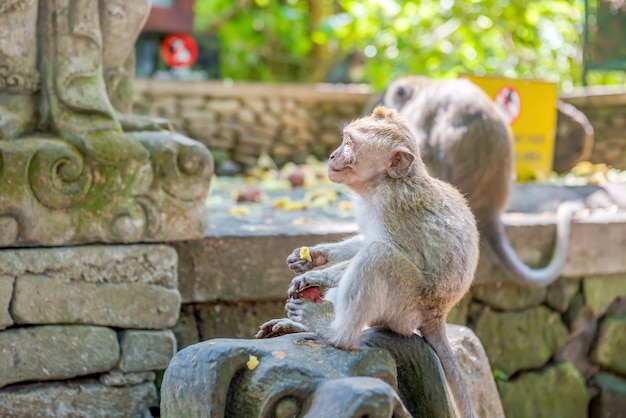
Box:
(560, 87), (626, 169)
(132, 79), (373, 168)
(0, 245), (181, 417)
(132, 79), (626, 171)
(170, 206), (626, 418)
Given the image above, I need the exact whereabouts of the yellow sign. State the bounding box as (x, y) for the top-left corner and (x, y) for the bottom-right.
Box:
(462, 74), (558, 182)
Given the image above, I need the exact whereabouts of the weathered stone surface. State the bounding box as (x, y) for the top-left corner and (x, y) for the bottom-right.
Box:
(473, 305), (569, 376)
(590, 372), (626, 418)
(195, 300), (287, 340)
(497, 362), (590, 418)
(446, 325), (505, 418)
(473, 281), (546, 310)
(171, 304), (201, 350)
(583, 274), (626, 315)
(0, 326), (119, 388)
(590, 316), (626, 375)
(0, 133), (212, 247)
(119, 330), (177, 373)
(161, 331), (451, 418)
(174, 234), (350, 303)
(0, 275), (13, 330)
(0, 380), (156, 418)
(556, 306), (600, 379)
(447, 292), (471, 326)
(563, 216), (626, 278)
(12, 275), (181, 329)
(546, 277), (581, 313)
(100, 370), (156, 387)
(0, 245), (177, 287)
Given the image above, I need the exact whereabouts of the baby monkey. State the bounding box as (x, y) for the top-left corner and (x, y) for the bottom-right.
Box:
(257, 106), (479, 418)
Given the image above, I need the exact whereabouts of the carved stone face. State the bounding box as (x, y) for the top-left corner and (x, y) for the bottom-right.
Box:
(160, 332), (413, 418)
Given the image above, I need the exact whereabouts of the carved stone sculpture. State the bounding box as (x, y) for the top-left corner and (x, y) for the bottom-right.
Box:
(161, 327), (505, 418)
(0, 0), (213, 247)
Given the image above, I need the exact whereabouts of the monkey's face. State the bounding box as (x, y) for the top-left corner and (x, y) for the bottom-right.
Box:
(328, 108), (417, 194)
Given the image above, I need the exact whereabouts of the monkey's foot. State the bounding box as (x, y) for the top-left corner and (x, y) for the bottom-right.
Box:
(254, 318), (309, 339)
(286, 298), (334, 326)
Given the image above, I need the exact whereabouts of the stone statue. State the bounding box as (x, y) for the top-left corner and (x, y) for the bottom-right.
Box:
(161, 326), (505, 418)
(0, 0), (213, 247)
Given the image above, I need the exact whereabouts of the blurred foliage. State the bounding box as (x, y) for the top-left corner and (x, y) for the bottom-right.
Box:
(195, 0), (625, 91)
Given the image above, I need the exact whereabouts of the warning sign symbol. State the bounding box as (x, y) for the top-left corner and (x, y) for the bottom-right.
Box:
(495, 86), (521, 126)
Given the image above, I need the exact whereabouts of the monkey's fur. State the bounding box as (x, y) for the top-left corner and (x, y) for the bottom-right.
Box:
(257, 106), (479, 417)
(383, 75), (578, 287)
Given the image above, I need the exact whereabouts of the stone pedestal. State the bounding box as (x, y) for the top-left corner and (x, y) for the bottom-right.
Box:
(0, 2), (213, 416)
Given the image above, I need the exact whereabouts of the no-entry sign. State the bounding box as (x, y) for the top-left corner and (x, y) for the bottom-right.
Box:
(161, 33), (199, 69)
(462, 74), (558, 182)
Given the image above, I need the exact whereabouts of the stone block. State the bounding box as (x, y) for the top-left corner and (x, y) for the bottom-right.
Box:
(100, 370), (156, 387)
(474, 212), (626, 284)
(472, 281), (546, 310)
(195, 300), (286, 340)
(0, 380), (156, 418)
(590, 373), (626, 418)
(447, 325), (505, 418)
(171, 305), (201, 350)
(583, 274), (626, 315)
(174, 233), (350, 304)
(497, 362), (589, 418)
(12, 275), (181, 329)
(0, 275), (14, 330)
(0, 326), (119, 388)
(473, 305), (569, 376)
(545, 278), (581, 313)
(590, 316), (626, 375)
(119, 330), (177, 373)
(0, 245), (178, 288)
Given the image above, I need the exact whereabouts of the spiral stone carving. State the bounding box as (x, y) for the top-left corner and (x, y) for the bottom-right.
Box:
(135, 132), (213, 203)
(0, 65), (40, 94)
(28, 141), (92, 210)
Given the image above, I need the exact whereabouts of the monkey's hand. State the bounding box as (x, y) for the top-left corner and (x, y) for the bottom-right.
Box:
(254, 318), (309, 339)
(286, 298), (334, 327)
(286, 247), (328, 274)
(288, 271), (335, 298)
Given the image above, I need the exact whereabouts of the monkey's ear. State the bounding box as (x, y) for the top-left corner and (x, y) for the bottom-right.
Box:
(387, 149), (416, 178)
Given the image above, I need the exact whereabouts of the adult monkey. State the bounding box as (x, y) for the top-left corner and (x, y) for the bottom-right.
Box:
(258, 106), (479, 418)
(383, 75), (578, 287)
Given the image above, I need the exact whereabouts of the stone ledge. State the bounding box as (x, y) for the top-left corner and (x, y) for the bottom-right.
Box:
(0, 245), (178, 287)
(176, 209), (626, 303)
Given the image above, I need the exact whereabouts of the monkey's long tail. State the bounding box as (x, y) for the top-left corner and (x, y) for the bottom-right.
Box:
(422, 322), (477, 418)
(479, 201), (580, 288)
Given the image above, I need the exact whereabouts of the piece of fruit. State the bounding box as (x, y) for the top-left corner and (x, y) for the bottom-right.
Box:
(299, 246), (312, 262)
(298, 286), (323, 303)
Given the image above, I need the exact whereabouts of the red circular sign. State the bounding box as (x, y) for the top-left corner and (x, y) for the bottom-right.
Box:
(161, 33), (199, 69)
